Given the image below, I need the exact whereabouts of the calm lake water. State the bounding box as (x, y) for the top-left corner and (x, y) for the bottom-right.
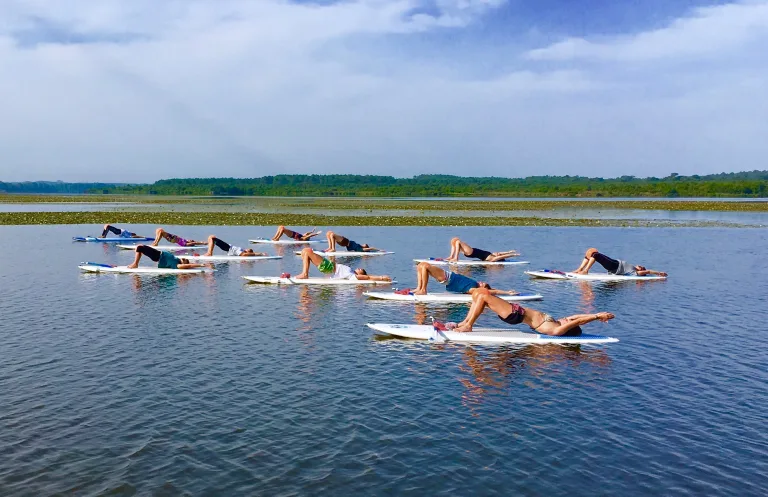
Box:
(1, 225), (766, 496)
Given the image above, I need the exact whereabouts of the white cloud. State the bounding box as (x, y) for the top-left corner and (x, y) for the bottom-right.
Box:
(0, 0), (766, 182)
(525, 1), (768, 61)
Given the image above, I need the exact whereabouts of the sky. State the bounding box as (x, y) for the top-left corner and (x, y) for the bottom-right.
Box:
(0, 0), (767, 183)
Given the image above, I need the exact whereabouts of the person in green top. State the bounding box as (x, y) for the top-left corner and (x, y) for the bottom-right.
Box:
(127, 245), (207, 270)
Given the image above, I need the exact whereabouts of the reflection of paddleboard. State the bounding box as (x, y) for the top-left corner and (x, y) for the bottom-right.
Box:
(116, 244), (199, 251)
(74, 236), (153, 243)
(243, 276), (392, 285)
(249, 238), (320, 245)
(413, 258), (528, 266)
(367, 323), (618, 344)
(179, 255), (282, 262)
(526, 269), (667, 281)
(78, 263), (211, 274)
(363, 291), (543, 302)
(295, 251), (394, 257)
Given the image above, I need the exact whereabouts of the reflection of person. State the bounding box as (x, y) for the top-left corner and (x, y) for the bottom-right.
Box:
(324, 231), (381, 252)
(127, 245), (206, 270)
(574, 248), (667, 277)
(151, 228), (206, 247)
(414, 262), (517, 295)
(271, 226), (321, 241)
(295, 247), (391, 281)
(204, 236), (266, 257)
(447, 237), (519, 262)
(100, 224), (145, 239)
(453, 289), (614, 335)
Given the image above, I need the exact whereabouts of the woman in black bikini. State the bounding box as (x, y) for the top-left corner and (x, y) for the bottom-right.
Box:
(451, 289), (614, 335)
(447, 237), (519, 262)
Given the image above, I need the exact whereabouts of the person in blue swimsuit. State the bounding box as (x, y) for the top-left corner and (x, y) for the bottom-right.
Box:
(100, 224), (146, 239)
(324, 231), (383, 252)
(413, 262), (518, 296)
(127, 245), (206, 270)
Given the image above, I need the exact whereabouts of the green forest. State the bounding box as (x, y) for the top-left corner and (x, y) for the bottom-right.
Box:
(95, 171), (768, 197)
(3, 172), (768, 197)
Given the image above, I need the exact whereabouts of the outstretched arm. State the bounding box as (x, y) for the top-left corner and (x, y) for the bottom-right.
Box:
(177, 263), (207, 269)
(548, 312), (614, 336)
(636, 269), (667, 277)
(488, 289), (519, 295)
(355, 274), (391, 281)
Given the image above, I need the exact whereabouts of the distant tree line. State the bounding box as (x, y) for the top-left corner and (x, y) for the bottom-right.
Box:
(0, 181), (120, 194)
(93, 171), (768, 197)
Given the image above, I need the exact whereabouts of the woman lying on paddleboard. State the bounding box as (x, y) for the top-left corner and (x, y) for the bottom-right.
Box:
(151, 228), (207, 247)
(324, 231), (383, 252)
(448, 289), (614, 335)
(414, 262), (518, 296)
(271, 226), (321, 242)
(100, 224), (146, 239)
(573, 248), (668, 276)
(127, 245), (206, 270)
(295, 247), (391, 281)
(204, 236), (267, 257)
(447, 237), (519, 262)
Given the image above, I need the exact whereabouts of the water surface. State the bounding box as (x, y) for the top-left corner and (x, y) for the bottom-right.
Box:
(0, 225), (766, 496)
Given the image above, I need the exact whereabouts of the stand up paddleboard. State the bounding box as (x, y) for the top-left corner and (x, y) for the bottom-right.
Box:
(79, 263), (212, 274)
(74, 236), (154, 243)
(363, 291), (543, 303)
(243, 276), (393, 285)
(413, 258), (529, 266)
(525, 269), (667, 281)
(178, 255), (282, 262)
(295, 250), (394, 257)
(367, 323), (618, 344)
(116, 244), (203, 251)
(249, 238), (321, 245)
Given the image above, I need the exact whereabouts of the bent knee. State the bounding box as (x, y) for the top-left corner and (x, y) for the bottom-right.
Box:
(450, 237), (460, 244)
(300, 247), (313, 254)
(277, 225), (286, 230)
(156, 227), (165, 234)
(473, 288), (491, 299)
(417, 262), (430, 270)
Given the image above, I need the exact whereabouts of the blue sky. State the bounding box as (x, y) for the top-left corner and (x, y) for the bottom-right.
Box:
(0, 0), (766, 182)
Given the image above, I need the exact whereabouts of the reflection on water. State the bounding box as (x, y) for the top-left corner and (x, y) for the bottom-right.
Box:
(458, 345), (612, 414)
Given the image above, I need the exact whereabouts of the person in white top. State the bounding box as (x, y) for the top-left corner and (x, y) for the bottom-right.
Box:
(295, 247), (392, 281)
(204, 236), (267, 257)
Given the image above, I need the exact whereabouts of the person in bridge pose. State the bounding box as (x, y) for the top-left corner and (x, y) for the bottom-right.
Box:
(446, 237), (519, 262)
(271, 226), (321, 242)
(572, 248), (667, 276)
(295, 247), (391, 281)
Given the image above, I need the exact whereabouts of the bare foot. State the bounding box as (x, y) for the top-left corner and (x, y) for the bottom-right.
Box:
(413, 290), (427, 295)
(127, 263), (138, 269)
(294, 273), (308, 279)
(453, 324), (472, 332)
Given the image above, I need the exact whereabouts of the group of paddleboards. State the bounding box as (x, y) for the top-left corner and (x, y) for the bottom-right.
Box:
(75, 225), (668, 345)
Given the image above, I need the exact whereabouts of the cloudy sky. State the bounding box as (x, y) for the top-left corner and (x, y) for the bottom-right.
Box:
(1, 0), (766, 182)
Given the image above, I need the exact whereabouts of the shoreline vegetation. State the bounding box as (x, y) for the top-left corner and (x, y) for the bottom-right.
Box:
(0, 211), (761, 228)
(2, 171), (768, 198)
(1, 195), (768, 212)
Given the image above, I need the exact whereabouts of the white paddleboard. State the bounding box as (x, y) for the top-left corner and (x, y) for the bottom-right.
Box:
(116, 244), (200, 251)
(367, 323), (618, 344)
(79, 264), (211, 274)
(413, 258), (529, 266)
(74, 236), (153, 243)
(363, 291), (543, 303)
(294, 250), (394, 257)
(243, 276), (393, 285)
(179, 255), (282, 262)
(249, 238), (320, 245)
(525, 269), (667, 281)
